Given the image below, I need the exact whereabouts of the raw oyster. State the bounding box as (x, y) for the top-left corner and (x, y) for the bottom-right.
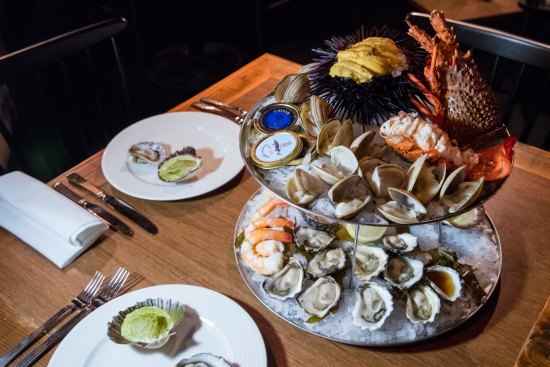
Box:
(406, 154), (447, 204)
(425, 265), (462, 301)
(300, 95), (332, 137)
(382, 233), (418, 253)
(285, 167), (324, 205)
(158, 147), (202, 183)
(274, 73), (310, 104)
(406, 284), (441, 324)
(328, 174), (372, 219)
(107, 298), (185, 349)
(295, 227), (334, 252)
(128, 142), (167, 164)
(439, 166), (484, 213)
(352, 282), (394, 331)
(307, 247), (346, 277)
(384, 256), (424, 289)
(354, 245), (388, 281)
(176, 353), (231, 367)
(263, 257), (304, 300)
(297, 276), (341, 318)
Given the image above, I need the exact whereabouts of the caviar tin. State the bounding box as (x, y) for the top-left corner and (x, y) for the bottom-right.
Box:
(253, 103), (300, 134)
(250, 131), (303, 169)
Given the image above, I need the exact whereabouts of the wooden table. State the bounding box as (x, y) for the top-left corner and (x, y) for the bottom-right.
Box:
(1, 54), (550, 366)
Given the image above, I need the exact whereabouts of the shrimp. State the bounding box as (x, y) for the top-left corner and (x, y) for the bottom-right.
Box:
(241, 239), (285, 275)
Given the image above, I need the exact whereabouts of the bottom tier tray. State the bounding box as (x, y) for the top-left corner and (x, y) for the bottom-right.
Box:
(233, 189), (501, 346)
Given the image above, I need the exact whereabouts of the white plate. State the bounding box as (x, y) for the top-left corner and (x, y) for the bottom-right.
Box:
(49, 284), (266, 367)
(102, 112), (244, 201)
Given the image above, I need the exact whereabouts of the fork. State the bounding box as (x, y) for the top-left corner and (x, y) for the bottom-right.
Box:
(0, 271), (105, 367)
(15, 268), (130, 367)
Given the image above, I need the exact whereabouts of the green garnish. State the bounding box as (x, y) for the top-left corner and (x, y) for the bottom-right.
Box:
(121, 306), (174, 343)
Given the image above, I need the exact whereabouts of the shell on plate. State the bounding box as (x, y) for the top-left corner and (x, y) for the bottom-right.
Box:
(274, 73), (310, 104)
(128, 141), (167, 164)
(405, 284), (441, 324)
(328, 174), (372, 219)
(352, 282), (394, 331)
(300, 95), (333, 137)
(297, 276), (341, 318)
(285, 167), (324, 205)
(295, 227), (335, 252)
(176, 353), (231, 367)
(307, 247), (346, 277)
(107, 298), (185, 349)
(384, 256), (424, 289)
(263, 257), (304, 300)
(157, 147), (202, 183)
(425, 265), (463, 301)
(354, 245), (388, 282)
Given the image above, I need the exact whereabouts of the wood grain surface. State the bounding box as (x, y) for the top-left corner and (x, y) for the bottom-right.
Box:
(1, 54), (549, 367)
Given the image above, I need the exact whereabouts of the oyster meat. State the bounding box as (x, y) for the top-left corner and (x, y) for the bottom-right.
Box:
(382, 233), (418, 253)
(128, 142), (167, 164)
(295, 227), (334, 252)
(263, 257), (304, 300)
(297, 276), (341, 318)
(307, 247), (346, 277)
(354, 245), (388, 282)
(384, 256), (424, 289)
(352, 282), (394, 331)
(176, 353), (231, 367)
(158, 147), (202, 183)
(406, 284), (441, 324)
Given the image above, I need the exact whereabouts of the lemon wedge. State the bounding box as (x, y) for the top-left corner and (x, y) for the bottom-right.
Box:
(344, 224), (387, 243)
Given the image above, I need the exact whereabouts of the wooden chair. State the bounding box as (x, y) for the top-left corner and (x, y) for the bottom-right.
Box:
(405, 12), (550, 149)
(0, 17), (133, 181)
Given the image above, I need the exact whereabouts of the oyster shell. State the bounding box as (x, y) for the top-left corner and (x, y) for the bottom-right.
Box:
(307, 247), (346, 277)
(354, 245), (388, 282)
(297, 276), (341, 318)
(274, 73), (310, 104)
(176, 353), (231, 367)
(352, 282), (394, 331)
(158, 147), (202, 183)
(328, 174), (372, 219)
(300, 95), (332, 137)
(128, 142), (167, 164)
(263, 257), (304, 300)
(406, 154), (447, 205)
(368, 164), (406, 199)
(107, 298), (185, 349)
(405, 284), (441, 324)
(384, 256), (424, 289)
(425, 265), (462, 301)
(284, 167), (324, 205)
(382, 233), (418, 253)
(295, 227), (334, 252)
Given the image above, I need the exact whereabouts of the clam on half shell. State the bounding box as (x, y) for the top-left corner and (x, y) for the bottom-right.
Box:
(263, 257), (304, 301)
(317, 119), (354, 155)
(406, 154), (447, 205)
(311, 146), (358, 185)
(406, 284), (441, 324)
(377, 188), (427, 224)
(368, 164), (406, 199)
(285, 167), (324, 205)
(176, 353), (231, 367)
(301, 95), (333, 137)
(352, 282), (394, 331)
(439, 165), (484, 213)
(107, 298), (185, 349)
(328, 174), (372, 219)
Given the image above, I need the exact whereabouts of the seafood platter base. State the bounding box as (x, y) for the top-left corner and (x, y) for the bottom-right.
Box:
(233, 189), (502, 346)
(239, 93), (510, 227)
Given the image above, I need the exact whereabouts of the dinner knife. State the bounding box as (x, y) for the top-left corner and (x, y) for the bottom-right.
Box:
(67, 172), (158, 234)
(52, 183), (134, 237)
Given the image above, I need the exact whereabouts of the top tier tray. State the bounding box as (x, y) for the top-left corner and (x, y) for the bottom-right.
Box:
(239, 93), (511, 227)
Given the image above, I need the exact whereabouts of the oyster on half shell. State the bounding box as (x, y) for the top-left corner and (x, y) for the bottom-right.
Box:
(176, 353), (231, 367)
(384, 256), (424, 289)
(405, 284), (441, 324)
(107, 298), (185, 349)
(297, 276), (341, 318)
(263, 257), (304, 300)
(352, 282), (394, 331)
(425, 265), (462, 301)
(354, 245), (388, 282)
(128, 142), (167, 164)
(295, 227), (335, 252)
(307, 247), (346, 277)
(382, 233), (418, 253)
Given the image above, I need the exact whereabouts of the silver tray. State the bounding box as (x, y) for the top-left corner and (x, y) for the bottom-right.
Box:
(233, 188), (502, 346)
(239, 93), (512, 227)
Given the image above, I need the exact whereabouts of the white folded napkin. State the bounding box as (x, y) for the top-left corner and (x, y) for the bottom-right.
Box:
(0, 171), (109, 268)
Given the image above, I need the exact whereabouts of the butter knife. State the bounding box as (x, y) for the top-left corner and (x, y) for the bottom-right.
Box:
(67, 172), (158, 234)
(52, 183), (133, 237)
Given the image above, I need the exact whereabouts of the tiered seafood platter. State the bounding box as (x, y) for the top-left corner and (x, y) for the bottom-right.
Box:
(234, 11), (511, 345)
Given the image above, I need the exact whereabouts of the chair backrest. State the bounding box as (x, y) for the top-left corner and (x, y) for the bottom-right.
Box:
(406, 12), (550, 149)
(0, 17), (133, 181)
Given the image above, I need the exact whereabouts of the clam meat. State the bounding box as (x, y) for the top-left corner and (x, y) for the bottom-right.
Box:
(352, 282), (394, 331)
(439, 165), (484, 213)
(328, 174), (372, 219)
(307, 247), (346, 277)
(297, 276), (341, 318)
(263, 257), (304, 300)
(406, 284), (441, 324)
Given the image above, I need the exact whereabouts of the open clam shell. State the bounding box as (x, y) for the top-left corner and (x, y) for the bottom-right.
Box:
(369, 164), (406, 199)
(274, 73), (310, 104)
(107, 298), (185, 349)
(377, 201), (419, 224)
(316, 118), (354, 155)
(328, 174), (372, 219)
(406, 155), (447, 205)
(176, 353), (231, 367)
(284, 167), (324, 205)
(301, 95), (332, 137)
(440, 166), (484, 213)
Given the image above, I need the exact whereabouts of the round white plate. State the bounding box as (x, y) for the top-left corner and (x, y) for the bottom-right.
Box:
(102, 112), (244, 200)
(49, 284), (266, 367)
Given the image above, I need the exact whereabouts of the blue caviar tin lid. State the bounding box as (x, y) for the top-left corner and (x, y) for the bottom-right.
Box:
(254, 103), (300, 134)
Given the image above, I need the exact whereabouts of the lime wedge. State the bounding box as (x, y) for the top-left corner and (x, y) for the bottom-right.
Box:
(344, 224), (387, 243)
(447, 208), (483, 228)
(121, 306), (173, 343)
